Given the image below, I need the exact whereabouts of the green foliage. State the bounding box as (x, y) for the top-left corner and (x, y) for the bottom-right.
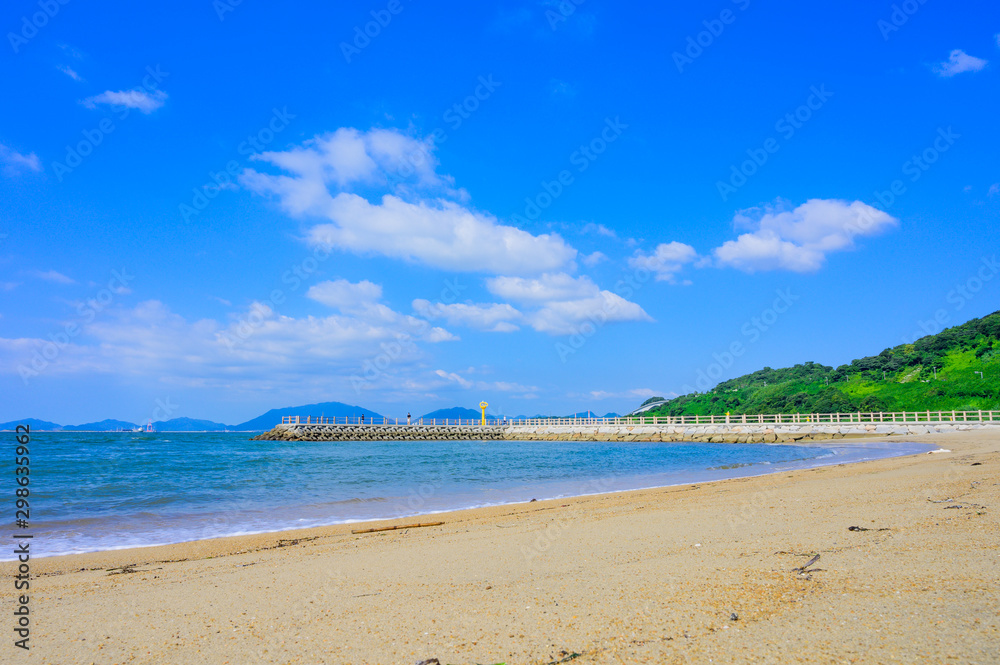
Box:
(646, 311), (1000, 416)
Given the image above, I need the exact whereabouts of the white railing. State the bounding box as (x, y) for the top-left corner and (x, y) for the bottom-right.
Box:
(281, 416), (508, 426)
(281, 410), (1000, 427)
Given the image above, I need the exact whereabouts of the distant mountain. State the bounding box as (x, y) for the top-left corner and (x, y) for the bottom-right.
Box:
(506, 411), (620, 420)
(0, 418), (62, 431)
(233, 401), (385, 431)
(421, 407), (482, 420)
(154, 417), (230, 432)
(561, 411), (620, 418)
(63, 419), (138, 431)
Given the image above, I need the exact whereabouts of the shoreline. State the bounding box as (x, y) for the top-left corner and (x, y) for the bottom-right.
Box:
(23, 438), (932, 562)
(24, 431), (1000, 664)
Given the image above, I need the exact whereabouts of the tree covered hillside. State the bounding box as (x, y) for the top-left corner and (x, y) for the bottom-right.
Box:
(646, 311), (1000, 417)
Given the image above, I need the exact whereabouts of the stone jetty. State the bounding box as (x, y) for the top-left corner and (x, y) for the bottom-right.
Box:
(252, 423), (505, 441)
(251, 421), (1000, 443)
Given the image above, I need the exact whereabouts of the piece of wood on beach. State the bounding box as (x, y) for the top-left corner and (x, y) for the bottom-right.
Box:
(792, 553), (820, 572)
(351, 521), (445, 534)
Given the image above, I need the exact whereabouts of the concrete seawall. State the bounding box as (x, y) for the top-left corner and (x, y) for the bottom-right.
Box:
(252, 422), (1000, 443)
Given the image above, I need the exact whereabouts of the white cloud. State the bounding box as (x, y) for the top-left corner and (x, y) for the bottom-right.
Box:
(529, 290), (651, 335)
(486, 272), (651, 335)
(306, 279), (458, 344)
(304, 194), (576, 274)
(0, 143), (42, 175)
(252, 127), (443, 190)
(307, 279), (383, 309)
(434, 369), (473, 389)
(241, 127), (577, 275)
(59, 43), (83, 59)
(58, 65), (82, 81)
(934, 49), (988, 77)
(586, 388), (660, 401)
(82, 89), (167, 114)
(0, 298), (454, 389)
(582, 251), (607, 267)
(713, 199), (898, 273)
(582, 222), (617, 238)
(412, 273), (651, 336)
(413, 299), (522, 332)
(30, 269), (75, 284)
(487, 272), (598, 303)
(549, 79), (576, 98)
(989, 183), (999, 197)
(433, 368), (538, 394)
(628, 241), (698, 283)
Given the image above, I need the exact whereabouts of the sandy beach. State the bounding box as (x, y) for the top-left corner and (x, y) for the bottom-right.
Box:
(18, 431), (1000, 664)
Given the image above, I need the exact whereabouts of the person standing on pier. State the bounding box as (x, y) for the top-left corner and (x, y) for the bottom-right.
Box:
(407, 412), (411, 425)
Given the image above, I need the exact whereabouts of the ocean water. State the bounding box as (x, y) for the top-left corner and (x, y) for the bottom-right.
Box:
(8, 432), (932, 559)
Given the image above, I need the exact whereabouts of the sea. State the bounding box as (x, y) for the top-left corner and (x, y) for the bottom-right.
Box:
(7, 432), (933, 560)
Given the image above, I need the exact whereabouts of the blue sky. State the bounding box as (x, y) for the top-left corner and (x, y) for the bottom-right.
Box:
(2, 0), (998, 425)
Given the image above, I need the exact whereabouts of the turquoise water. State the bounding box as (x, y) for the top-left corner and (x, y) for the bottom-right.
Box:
(8, 432), (931, 559)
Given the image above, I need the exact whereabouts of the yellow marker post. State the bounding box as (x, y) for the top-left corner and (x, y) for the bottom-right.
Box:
(479, 401), (489, 426)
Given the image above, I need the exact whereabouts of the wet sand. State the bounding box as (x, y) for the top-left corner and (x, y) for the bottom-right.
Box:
(20, 431), (1000, 664)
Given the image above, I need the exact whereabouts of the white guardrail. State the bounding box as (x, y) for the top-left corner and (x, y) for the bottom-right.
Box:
(281, 410), (1000, 427)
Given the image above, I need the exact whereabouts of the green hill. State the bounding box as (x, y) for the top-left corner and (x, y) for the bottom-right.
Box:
(645, 310), (1000, 417)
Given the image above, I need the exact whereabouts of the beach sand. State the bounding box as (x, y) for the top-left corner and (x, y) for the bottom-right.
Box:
(21, 431), (1000, 664)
